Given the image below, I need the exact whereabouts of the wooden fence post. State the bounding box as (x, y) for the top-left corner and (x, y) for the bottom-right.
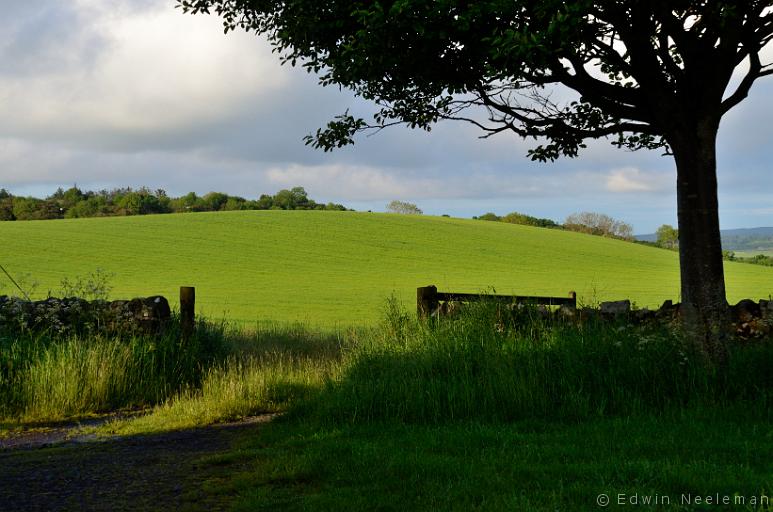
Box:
(568, 291), (577, 308)
(180, 286), (195, 339)
(417, 285), (438, 319)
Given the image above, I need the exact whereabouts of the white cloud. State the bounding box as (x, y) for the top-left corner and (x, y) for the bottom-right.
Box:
(605, 167), (671, 193)
(265, 164), (441, 200)
(263, 163), (603, 201)
(0, 1), (290, 143)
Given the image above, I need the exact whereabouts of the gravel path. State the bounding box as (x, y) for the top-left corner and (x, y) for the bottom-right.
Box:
(0, 415), (275, 512)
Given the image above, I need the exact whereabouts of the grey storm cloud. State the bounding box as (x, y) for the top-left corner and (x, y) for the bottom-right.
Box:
(0, 0), (771, 233)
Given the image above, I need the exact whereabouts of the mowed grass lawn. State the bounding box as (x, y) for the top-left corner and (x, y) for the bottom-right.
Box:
(2, 210), (773, 325)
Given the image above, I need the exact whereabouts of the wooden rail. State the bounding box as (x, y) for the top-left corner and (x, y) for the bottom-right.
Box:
(417, 285), (576, 319)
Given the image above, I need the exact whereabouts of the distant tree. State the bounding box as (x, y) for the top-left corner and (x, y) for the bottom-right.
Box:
(66, 196), (109, 218)
(172, 192), (204, 212)
(477, 212), (501, 222)
(203, 191), (230, 211)
(253, 194), (274, 210)
(273, 186), (311, 210)
(656, 224), (680, 250)
(501, 212), (560, 229)
(324, 202), (348, 211)
(11, 197), (61, 220)
(222, 196), (247, 211)
(117, 192), (143, 216)
(386, 200), (423, 215)
(749, 253), (773, 266)
(0, 196), (14, 221)
(565, 212), (633, 240)
(60, 187), (85, 209)
(12, 197), (44, 220)
(114, 188), (170, 216)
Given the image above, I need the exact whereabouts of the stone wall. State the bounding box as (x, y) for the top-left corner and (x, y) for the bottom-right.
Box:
(432, 297), (773, 340)
(0, 295), (171, 334)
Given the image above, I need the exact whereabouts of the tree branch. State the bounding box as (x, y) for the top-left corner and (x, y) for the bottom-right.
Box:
(556, 54), (649, 123)
(721, 49), (763, 114)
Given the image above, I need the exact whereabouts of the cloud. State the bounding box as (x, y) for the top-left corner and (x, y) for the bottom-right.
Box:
(605, 167), (671, 193)
(0, 1), (295, 149)
(265, 164), (430, 200)
(262, 162), (673, 203)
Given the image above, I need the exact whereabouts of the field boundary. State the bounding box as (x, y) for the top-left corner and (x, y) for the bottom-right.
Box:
(417, 285), (577, 318)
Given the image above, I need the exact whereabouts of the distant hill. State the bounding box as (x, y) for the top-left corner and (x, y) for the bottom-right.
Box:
(637, 227), (773, 252)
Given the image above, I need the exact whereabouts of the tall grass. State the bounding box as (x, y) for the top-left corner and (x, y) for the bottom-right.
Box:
(308, 300), (773, 424)
(0, 317), (230, 421)
(105, 323), (351, 434)
(5, 298), (772, 431)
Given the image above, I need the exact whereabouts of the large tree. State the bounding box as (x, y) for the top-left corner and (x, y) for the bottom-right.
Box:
(179, 0), (773, 363)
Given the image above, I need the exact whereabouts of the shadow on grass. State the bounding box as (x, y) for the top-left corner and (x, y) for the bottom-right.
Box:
(217, 412), (773, 511)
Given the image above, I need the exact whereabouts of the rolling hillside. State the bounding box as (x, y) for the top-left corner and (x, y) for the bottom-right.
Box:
(2, 211), (773, 326)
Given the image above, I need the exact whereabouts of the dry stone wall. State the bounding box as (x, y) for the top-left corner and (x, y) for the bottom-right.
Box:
(0, 295), (171, 334)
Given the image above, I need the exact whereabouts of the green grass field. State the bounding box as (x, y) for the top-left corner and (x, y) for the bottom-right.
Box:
(2, 210), (773, 326)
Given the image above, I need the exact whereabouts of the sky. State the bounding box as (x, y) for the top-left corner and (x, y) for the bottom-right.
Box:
(1, 1), (772, 234)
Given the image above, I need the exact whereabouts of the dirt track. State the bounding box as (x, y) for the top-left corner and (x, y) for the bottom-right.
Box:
(0, 416), (274, 512)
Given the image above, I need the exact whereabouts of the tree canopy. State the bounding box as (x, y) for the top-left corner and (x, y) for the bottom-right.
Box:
(179, 1), (773, 156)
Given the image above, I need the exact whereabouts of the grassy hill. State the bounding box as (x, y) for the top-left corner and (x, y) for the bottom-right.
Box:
(2, 210), (773, 326)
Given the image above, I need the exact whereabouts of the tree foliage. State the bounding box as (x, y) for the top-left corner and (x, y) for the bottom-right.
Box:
(386, 200), (423, 215)
(564, 212), (634, 240)
(178, 1), (773, 157)
(476, 212), (501, 222)
(475, 211), (560, 229)
(501, 212), (560, 229)
(0, 186), (350, 221)
(656, 224), (680, 249)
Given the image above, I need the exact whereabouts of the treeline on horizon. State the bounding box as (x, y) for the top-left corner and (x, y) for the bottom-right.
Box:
(473, 210), (634, 240)
(473, 209), (773, 268)
(0, 186), (350, 221)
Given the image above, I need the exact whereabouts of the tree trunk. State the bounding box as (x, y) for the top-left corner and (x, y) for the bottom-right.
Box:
(671, 119), (730, 365)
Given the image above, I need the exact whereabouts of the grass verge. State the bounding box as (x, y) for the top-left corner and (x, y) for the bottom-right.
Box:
(4, 301), (773, 510)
